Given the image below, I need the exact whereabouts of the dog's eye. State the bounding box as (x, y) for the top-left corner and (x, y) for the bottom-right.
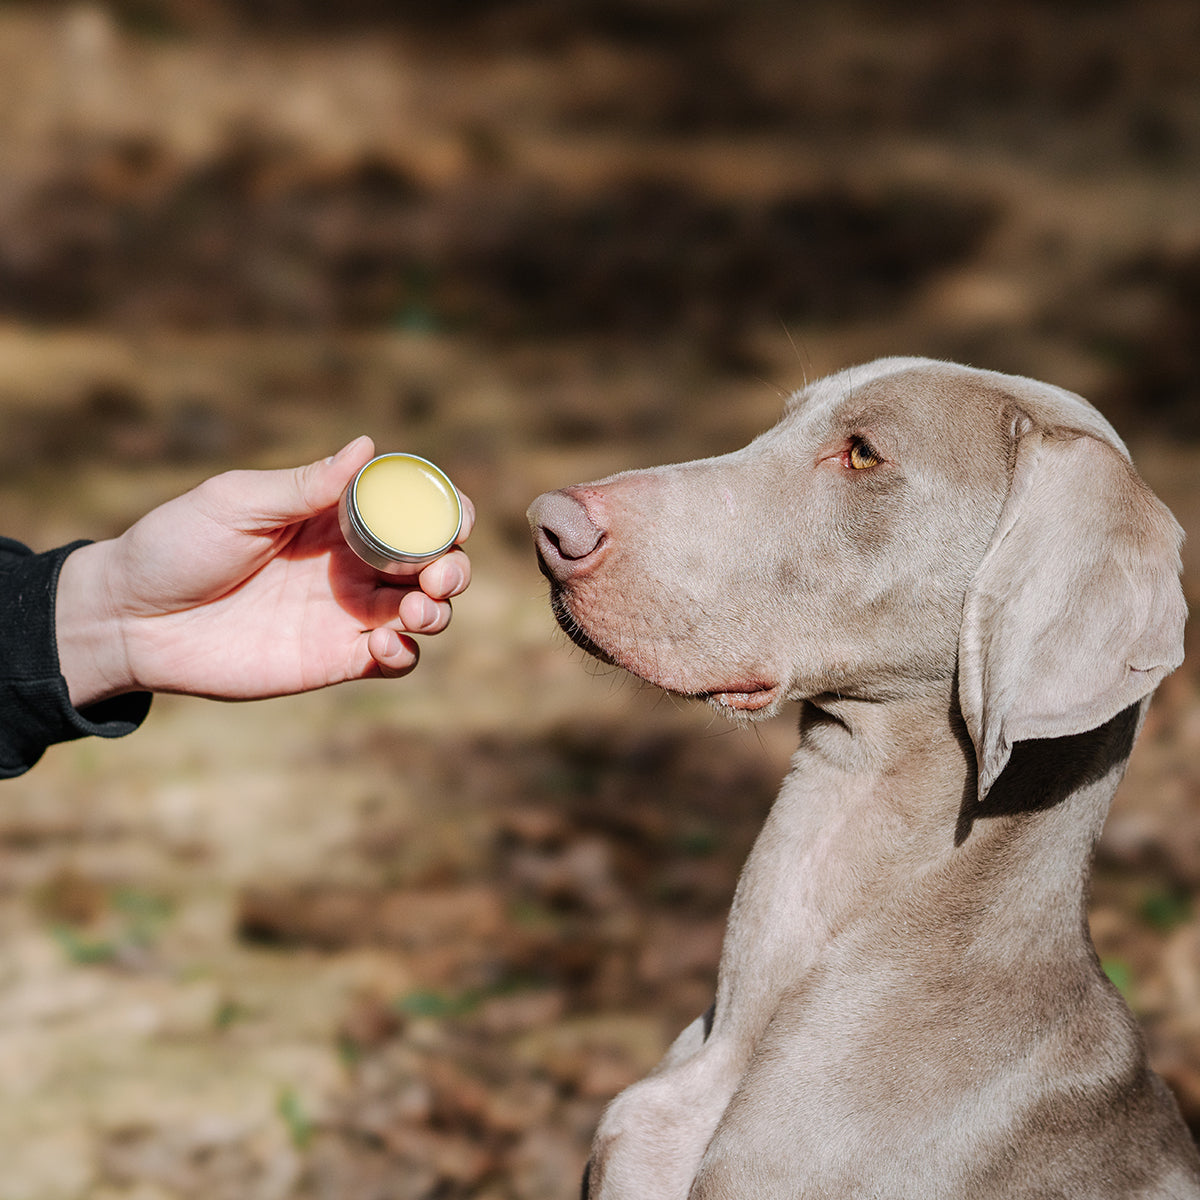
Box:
(847, 437), (881, 470)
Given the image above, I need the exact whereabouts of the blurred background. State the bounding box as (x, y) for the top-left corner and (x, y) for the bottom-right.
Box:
(0, 1), (1197, 1196)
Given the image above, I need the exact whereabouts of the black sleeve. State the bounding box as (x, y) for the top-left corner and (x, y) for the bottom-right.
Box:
(0, 537), (152, 779)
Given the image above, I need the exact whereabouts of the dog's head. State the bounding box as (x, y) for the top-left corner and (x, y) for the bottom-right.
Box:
(529, 358), (1185, 798)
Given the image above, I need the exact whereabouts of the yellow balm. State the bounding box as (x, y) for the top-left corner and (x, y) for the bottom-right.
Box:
(338, 453), (462, 573)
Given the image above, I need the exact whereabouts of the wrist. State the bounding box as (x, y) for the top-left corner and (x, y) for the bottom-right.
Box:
(55, 540), (138, 709)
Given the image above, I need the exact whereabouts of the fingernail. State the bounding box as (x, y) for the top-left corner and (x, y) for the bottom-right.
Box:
(379, 629), (401, 657)
(326, 435), (367, 465)
(417, 596), (442, 629)
(440, 562), (465, 595)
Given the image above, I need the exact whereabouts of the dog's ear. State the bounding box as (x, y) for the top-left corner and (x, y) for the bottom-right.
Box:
(958, 422), (1186, 801)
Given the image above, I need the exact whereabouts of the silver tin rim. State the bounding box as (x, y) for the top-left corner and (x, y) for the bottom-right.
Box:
(338, 453), (463, 574)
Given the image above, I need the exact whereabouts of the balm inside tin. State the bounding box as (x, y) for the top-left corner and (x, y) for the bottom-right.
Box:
(338, 453), (462, 573)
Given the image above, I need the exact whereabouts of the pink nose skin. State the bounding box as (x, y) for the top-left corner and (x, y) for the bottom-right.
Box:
(528, 489), (606, 582)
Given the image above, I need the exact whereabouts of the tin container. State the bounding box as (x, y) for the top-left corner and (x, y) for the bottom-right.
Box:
(338, 452), (463, 574)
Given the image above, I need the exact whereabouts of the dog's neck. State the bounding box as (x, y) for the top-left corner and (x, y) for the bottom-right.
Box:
(710, 688), (1141, 1051)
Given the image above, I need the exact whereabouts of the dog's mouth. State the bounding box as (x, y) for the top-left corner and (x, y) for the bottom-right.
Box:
(698, 683), (781, 712)
(550, 589), (781, 712)
(548, 588), (616, 664)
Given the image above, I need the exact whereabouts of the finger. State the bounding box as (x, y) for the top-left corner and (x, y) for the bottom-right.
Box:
(398, 590), (452, 635)
(456, 491), (477, 541)
(368, 627), (420, 678)
(354, 580), (427, 628)
(294, 435), (378, 518)
(417, 548), (471, 600)
(201, 436), (376, 533)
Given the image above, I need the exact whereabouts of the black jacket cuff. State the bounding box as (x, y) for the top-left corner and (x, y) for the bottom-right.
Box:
(0, 537), (151, 778)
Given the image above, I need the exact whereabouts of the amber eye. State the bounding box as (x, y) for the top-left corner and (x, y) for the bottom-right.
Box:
(847, 437), (882, 469)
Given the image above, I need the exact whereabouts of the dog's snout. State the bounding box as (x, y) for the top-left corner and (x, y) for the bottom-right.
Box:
(528, 489), (605, 581)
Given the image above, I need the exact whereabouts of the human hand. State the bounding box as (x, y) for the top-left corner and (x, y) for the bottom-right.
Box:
(56, 436), (475, 707)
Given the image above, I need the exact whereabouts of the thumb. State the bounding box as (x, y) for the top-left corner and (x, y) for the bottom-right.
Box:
(308, 435), (377, 511)
(219, 436), (377, 532)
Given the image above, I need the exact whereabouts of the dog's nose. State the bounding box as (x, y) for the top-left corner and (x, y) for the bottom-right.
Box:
(527, 489), (605, 581)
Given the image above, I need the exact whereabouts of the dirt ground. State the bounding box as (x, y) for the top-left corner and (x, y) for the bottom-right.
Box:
(0, 2), (1198, 1197)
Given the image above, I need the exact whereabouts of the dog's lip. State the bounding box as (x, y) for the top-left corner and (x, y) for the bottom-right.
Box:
(700, 682), (781, 711)
(547, 587), (780, 709)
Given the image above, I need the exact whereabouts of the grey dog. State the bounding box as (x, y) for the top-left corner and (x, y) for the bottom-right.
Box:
(528, 358), (1200, 1199)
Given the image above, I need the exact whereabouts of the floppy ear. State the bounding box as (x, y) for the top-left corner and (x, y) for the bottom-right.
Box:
(958, 424), (1186, 801)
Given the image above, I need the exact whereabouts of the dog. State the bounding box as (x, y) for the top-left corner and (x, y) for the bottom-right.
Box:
(528, 358), (1200, 1198)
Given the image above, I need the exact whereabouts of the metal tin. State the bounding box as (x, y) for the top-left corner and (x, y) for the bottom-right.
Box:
(338, 453), (463, 574)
